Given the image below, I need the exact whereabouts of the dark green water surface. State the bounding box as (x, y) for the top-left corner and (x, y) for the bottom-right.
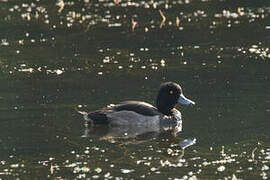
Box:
(0, 0), (270, 179)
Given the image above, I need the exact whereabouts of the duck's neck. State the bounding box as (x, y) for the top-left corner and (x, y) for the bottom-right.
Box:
(156, 101), (175, 116)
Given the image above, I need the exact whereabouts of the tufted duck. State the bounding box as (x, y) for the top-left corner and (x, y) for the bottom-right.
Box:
(78, 82), (195, 135)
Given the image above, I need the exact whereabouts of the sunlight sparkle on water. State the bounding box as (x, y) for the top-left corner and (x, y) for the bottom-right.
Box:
(0, 0), (269, 179)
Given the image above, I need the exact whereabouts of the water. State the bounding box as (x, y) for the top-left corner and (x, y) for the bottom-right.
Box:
(0, 0), (269, 179)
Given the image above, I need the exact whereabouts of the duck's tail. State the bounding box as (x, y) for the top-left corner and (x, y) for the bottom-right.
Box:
(76, 106), (108, 125)
(77, 110), (91, 122)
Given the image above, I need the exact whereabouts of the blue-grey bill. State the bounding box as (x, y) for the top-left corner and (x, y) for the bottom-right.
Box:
(178, 94), (195, 105)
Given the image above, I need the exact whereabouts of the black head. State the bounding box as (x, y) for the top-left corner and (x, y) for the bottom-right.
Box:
(156, 82), (183, 115)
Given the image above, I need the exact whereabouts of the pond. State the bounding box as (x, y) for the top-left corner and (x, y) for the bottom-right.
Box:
(0, 0), (269, 179)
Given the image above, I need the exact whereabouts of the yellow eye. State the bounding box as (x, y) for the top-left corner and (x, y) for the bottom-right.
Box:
(169, 90), (174, 94)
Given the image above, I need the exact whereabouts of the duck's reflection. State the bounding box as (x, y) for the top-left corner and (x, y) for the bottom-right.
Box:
(82, 120), (196, 151)
(82, 117), (182, 138)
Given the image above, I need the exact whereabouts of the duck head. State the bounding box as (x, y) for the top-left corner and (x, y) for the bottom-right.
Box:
(156, 82), (195, 115)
